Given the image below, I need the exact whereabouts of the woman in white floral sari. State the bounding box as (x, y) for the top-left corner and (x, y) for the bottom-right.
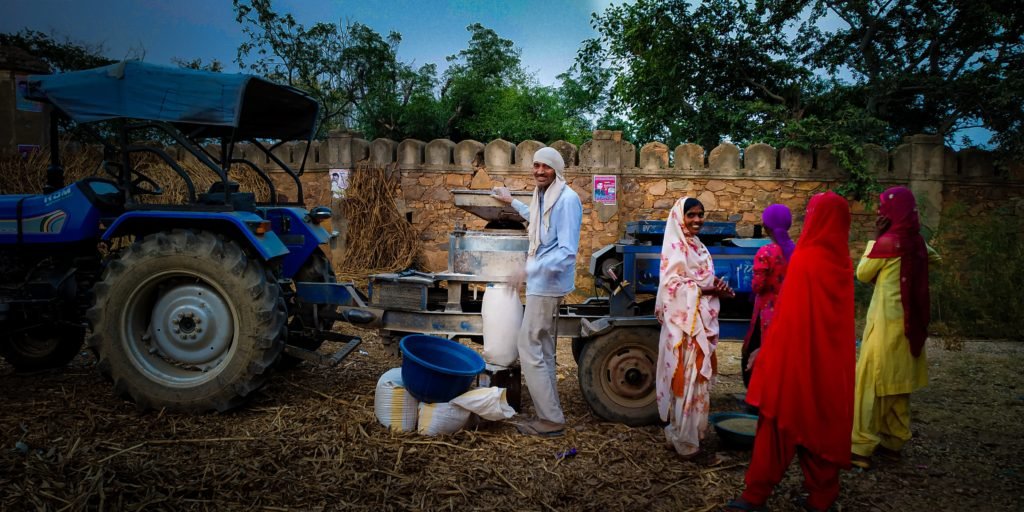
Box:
(655, 197), (734, 458)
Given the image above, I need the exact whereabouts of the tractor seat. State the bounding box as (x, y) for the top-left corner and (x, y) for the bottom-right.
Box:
(197, 181), (256, 211)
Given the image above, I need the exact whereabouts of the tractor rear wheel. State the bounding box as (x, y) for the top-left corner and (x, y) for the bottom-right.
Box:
(87, 229), (286, 412)
(577, 327), (660, 426)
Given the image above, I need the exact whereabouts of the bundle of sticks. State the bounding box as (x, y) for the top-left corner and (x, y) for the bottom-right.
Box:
(336, 162), (420, 281)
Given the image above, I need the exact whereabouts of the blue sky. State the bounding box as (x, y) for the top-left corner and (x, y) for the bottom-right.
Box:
(2, 0), (622, 86)
(1, 0), (994, 147)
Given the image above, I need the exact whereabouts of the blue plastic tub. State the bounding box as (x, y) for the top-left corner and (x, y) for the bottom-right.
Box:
(709, 412), (758, 450)
(399, 335), (486, 403)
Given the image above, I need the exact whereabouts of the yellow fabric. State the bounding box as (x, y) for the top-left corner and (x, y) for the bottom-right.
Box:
(854, 240), (936, 396)
(852, 240), (940, 455)
(851, 387), (912, 456)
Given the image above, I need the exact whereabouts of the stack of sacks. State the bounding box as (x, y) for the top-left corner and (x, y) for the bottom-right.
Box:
(373, 368), (419, 432)
(375, 367), (516, 436)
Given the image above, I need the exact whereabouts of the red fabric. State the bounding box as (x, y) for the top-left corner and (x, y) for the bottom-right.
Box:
(867, 186), (930, 357)
(743, 242), (787, 352)
(742, 418), (842, 510)
(745, 191), (856, 467)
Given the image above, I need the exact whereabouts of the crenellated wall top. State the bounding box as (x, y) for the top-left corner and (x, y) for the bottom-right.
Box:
(160, 129), (1023, 183)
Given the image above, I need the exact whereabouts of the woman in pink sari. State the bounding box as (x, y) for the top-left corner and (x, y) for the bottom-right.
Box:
(656, 197), (735, 458)
(741, 204), (796, 387)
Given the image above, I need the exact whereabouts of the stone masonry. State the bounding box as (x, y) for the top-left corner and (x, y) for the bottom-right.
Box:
(256, 130), (1022, 293)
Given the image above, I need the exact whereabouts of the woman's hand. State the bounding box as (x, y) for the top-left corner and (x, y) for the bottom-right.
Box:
(704, 277), (735, 298)
(875, 216), (891, 239)
(746, 348), (760, 371)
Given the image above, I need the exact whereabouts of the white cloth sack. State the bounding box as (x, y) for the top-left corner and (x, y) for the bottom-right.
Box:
(374, 368), (419, 432)
(450, 387), (517, 421)
(417, 402), (471, 436)
(481, 283), (523, 366)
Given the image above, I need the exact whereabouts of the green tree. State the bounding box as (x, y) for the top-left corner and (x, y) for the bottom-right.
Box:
(441, 24), (590, 144)
(234, 0), (441, 140)
(800, 0), (1024, 159)
(171, 57), (225, 72)
(573, 0), (1024, 197)
(0, 29), (115, 71)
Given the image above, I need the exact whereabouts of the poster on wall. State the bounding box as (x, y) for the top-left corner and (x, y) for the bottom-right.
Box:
(15, 75), (43, 112)
(17, 145), (40, 158)
(329, 169), (350, 199)
(593, 175), (617, 205)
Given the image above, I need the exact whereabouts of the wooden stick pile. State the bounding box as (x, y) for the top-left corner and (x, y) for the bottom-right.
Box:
(336, 162), (421, 280)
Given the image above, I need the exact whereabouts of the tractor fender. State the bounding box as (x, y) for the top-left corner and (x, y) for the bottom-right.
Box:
(102, 211), (289, 261)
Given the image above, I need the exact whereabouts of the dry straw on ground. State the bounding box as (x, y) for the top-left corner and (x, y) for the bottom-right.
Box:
(1, 334), (1021, 511)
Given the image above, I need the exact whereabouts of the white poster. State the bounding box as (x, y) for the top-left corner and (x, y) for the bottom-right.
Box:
(329, 169), (350, 199)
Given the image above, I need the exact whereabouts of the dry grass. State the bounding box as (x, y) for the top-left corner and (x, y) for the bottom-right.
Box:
(1, 142), (270, 203)
(1, 329), (1020, 511)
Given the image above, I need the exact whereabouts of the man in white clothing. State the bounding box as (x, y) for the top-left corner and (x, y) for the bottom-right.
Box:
(492, 147), (583, 436)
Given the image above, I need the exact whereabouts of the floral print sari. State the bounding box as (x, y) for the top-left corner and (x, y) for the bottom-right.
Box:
(654, 197), (721, 456)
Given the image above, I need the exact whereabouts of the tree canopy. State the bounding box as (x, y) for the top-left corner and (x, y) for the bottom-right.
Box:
(0, 29), (115, 72)
(567, 0), (1023, 196)
(5, 0), (1020, 197)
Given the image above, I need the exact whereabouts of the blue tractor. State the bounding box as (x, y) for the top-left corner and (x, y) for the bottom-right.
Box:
(2, 62), (362, 411)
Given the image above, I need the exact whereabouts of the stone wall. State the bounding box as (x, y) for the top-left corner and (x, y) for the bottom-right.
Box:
(253, 130), (1021, 292)
(42, 128), (1019, 291)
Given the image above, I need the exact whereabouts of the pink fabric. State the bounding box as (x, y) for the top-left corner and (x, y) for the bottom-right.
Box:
(743, 242), (788, 352)
(655, 197), (721, 454)
(867, 186), (930, 357)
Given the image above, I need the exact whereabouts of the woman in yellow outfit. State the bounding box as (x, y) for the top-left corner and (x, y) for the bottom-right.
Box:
(851, 187), (940, 469)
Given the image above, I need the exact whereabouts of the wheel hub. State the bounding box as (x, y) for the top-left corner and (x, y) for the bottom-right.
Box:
(604, 347), (655, 401)
(149, 283), (233, 367)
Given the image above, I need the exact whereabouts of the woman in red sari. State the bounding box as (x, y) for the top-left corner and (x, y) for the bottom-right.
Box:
(741, 204), (795, 387)
(724, 192), (856, 512)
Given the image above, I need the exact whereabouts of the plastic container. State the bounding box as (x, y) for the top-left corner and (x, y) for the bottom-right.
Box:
(481, 283), (523, 366)
(709, 412), (758, 450)
(400, 335), (486, 403)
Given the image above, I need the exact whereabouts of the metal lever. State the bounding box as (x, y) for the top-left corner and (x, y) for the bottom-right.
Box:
(283, 337), (363, 367)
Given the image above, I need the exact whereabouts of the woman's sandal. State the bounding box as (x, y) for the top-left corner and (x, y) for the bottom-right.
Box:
(850, 453), (872, 470)
(721, 497), (767, 511)
(796, 496), (834, 512)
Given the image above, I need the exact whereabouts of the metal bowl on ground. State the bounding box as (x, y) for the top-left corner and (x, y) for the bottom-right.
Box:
(710, 412), (758, 450)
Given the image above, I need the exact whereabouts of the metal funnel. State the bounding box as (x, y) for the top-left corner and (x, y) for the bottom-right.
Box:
(451, 189), (533, 223)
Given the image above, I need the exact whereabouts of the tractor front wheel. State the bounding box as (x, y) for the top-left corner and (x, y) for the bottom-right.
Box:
(0, 324), (84, 372)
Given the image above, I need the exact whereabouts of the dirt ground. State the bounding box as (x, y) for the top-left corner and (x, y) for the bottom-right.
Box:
(1, 328), (1021, 511)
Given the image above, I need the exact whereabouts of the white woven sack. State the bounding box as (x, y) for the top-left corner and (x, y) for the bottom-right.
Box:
(374, 368), (419, 432)
(450, 387), (516, 421)
(481, 284), (522, 366)
(417, 402), (471, 436)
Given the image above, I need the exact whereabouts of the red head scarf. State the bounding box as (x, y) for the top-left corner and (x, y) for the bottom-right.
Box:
(867, 187), (930, 357)
(746, 191), (855, 467)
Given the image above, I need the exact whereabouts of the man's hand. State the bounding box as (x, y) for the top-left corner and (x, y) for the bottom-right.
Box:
(492, 186), (513, 205)
(506, 267), (526, 294)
